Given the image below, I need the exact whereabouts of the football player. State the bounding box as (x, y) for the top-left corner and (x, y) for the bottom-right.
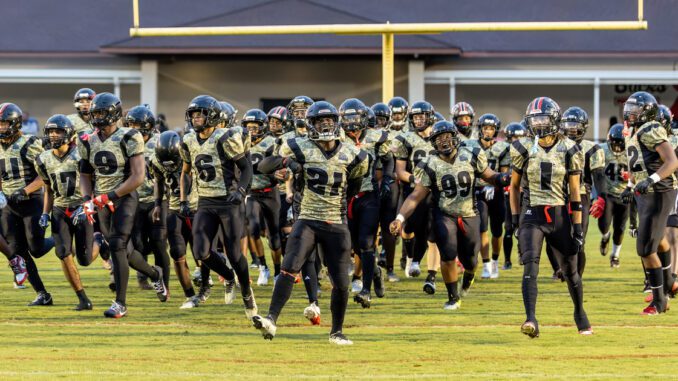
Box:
(391, 120), (510, 310)
(474, 114), (510, 279)
(597, 124), (630, 267)
(509, 97), (592, 337)
(126, 106), (171, 292)
(390, 101), (438, 283)
(560, 106), (606, 275)
(245, 109), (282, 286)
(36, 115), (104, 310)
(67, 88), (96, 135)
(78, 93), (167, 318)
(0, 102), (55, 305)
(252, 101), (368, 345)
(622, 92), (678, 314)
(340, 98), (392, 308)
(180, 95), (256, 319)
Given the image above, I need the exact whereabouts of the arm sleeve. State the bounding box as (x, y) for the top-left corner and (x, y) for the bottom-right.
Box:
(234, 155), (252, 193)
(413, 160), (431, 187)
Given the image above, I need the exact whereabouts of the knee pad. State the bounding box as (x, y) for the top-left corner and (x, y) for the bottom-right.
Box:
(54, 245), (70, 261)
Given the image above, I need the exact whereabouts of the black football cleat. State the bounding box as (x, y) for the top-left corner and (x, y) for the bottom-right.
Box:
(28, 292), (53, 306)
(373, 267), (385, 298)
(353, 290), (371, 308)
(75, 298), (93, 311)
(521, 320), (540, 338)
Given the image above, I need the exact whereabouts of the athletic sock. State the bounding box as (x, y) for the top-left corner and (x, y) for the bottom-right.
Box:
(352, 274), (360, 282)
(360, 251), (375, 292)
(445, 281), (459, 302)
(491, 252), (499, 261)
(274, 263), (281, 277)
(403, 238), (414, 259)
(76, 289), (88, 302)
(522, 262), (538, 322)
(268, 272), (295, 322)
(330, 286), (349, 334)
(259, 255), (267, 268)
(503, 233), (513, 263)
(482, 258), (490, 264)
(426, 270), (437, 282)
(462, 270), (475, 290)
(658, 250), (674, 296)
(301, 261), (319, 304)
(601, 232), (611, 241)
(646, 267), (666, 310)
(611, 244), (621, 258)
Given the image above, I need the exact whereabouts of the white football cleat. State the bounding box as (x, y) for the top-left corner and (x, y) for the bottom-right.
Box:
(351, 279), (363, 293)
(481, 262), (491, 279)
(303, 302), (321, 325)
(257, 266), (270, 286)
(252, 315), (277, 340)
(180, 296), (199, 309)
(408, 262), (421, 277)
(490, 260), (499, 279)
(224, 280), (236, 305)
(329, 331), (353, 345)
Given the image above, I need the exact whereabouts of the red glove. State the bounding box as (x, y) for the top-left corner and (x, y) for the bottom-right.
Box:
(93, 193), (116, 212)
(621, 170), (630, 181)
(589, 196), (606, 219)
(503, 185), (510, 196)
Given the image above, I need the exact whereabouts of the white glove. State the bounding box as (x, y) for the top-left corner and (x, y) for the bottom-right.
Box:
(0, 191), (6, 209)
(483, 186), (495, 201)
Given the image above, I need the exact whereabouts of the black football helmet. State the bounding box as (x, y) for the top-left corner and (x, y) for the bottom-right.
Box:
(43, 114), (75, 149)
(434, 111), (446, 123)
(408, 101), (435, 132)
(504, 122), (528, 141)
(524, 97), (561, 138)
(306, 101), (340, 141)
(0, 103), (23, 140)
(560, 106), (588, 143)
(339, 98), (369, 133)
(267, 106), (290, 136)
(219, 101), (238, 128)
(623, 91), (658, 129)
(366, 107), (376, 129)
(451, 101), (475, 137)
(656, 104), (673, 134)
(241, 108), (268, 142)
(429, 120), (460, 156)
(155, 130), (182, 173)
(125, 105), (156, 138)
(73, 88), (96, 118)
(90, 93), (123, 129)
(608, 123), (626, 155)
(388, 96), (409, 130)
(477, 113), (501, 142)
(185, 95), (221, 132)
(371, 103), (391, 129)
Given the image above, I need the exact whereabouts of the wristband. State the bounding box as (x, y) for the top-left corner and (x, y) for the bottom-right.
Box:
(627, 180), (634, 188)
(395, 214), (406, 223)
(569, 201), (582, 211)
(154, 199), (163, 207)
(106, 191), (120, 201)
(408, 174), (415, 184)
(649, 173), (662, 184)
(511, 214), (519, 226)
(83, 195), (92, 202)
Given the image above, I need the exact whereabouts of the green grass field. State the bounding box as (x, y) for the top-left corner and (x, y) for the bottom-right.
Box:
(2, 226), (678, 380)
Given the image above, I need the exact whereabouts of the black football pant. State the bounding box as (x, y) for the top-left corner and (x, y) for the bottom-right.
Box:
(519, 205), (588, 330)
(348, 191), (380, 292)
(132, 201), (170, 287)
(99, 192), (158, 306)
(51, 206), (94, 265)
(268, 219), (351, 334)
(1, 197), (54, 293)
(247, 189), (281, 251)
(378, 180), (400, 272)
(597, 195), (629, 246)
(192, 203), (251, 297)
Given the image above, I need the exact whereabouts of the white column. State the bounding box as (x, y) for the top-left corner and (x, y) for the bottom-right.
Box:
(448, 77), (456, 117)
(140, 60), (158, 113)
(593, 77), (600, 142)
(113, 77), (121, 98)
(408, 60), (425, 102)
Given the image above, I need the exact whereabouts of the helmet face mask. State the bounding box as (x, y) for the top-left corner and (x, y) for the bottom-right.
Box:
(306, 101), (340, 142)
(525, 115), (557, 137)
(408, 101), (435, 132)
(73, 88), (96, 118)
(0, 103), (22, 140)
(560, 121), (585, 142)
(623, 91), (659, 129)
(430, 121), (460, 156)
(241, 109), (268, 142)
(505, 122), (527, 142)
(45, 128), (68, 149)
(125, 105), (156, 139)
(156, 131), (182, 173)
(267, 106), (289, 136)
(390, 112), (407, 129)
(341, 114), (365, 133)
(43, 114), (75, 149)
(607, 124), (626, 155)
(452, 102), (475, 137)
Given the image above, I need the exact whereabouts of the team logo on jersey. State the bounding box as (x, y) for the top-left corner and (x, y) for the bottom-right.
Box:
(112, 136), (121, 142)
(525, 209), (532, 215)
(339, 153), (348, 162)
(459, 154), (469, 162)
(557, 144), (567, 153)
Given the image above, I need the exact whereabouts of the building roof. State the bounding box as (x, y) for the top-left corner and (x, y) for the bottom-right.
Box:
(2, 0), (676, 58)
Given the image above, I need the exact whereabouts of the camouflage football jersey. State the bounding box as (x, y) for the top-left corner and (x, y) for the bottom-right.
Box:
(391, 130), (435, 189)
(0, 134), (44, 195)
(137, 133), (159, 204)
(415, 145), (488, 217)
(280, 137), (368, 224)
(626, 121), (677, 193)
(78, 127), (145, 196)
(579, 139), (605, 195)
(150, 156), (198, 211)
(475, 140), (509, 187)
(600, 142), (629, 198)
(511, 136), (583, 207)
(35, 147), (81, 208)
(180, 127), (247, 199)
(250, 135), (277, 191)
(67, 113), (93, 135)
(344, 128), (390, 192)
